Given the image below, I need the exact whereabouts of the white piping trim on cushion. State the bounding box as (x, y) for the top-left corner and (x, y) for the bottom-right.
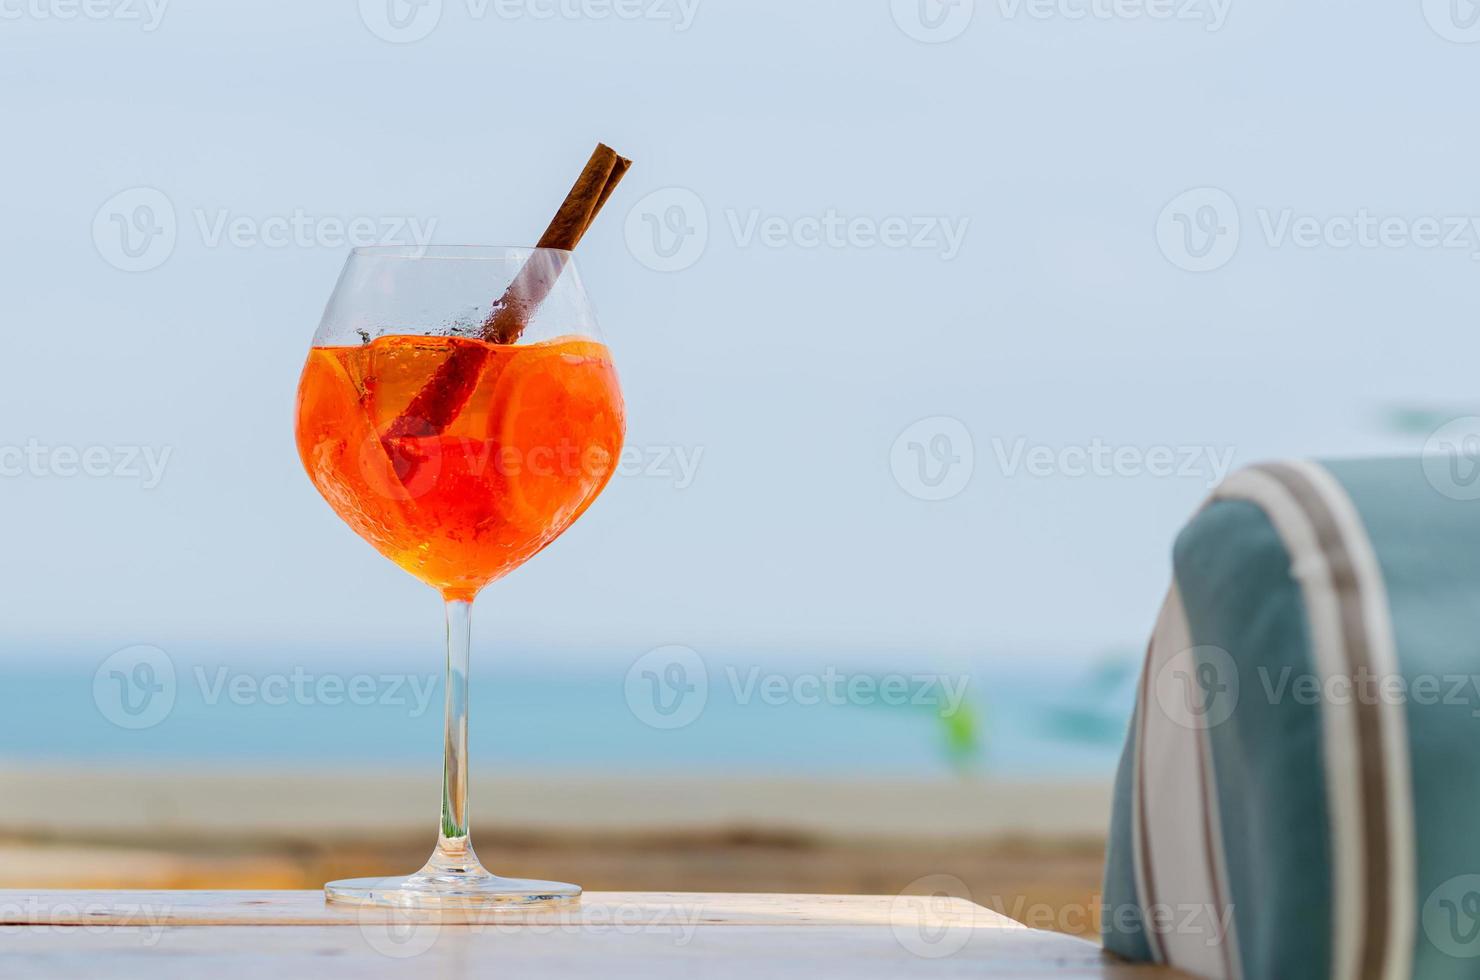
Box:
(1217, 463), (1415, 980)
(1138, 587), (1236, 979)
(1195, 676), (1244, 980)
(1285, 459), (1415, 980)
(1216, 467), (1363, 980)
(1131, 638), (1167, 967)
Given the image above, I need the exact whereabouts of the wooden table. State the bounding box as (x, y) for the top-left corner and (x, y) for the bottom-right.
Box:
(2, 890), (1178, 977)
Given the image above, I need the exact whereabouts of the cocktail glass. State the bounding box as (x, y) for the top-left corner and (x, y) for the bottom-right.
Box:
(295, 246), (624, 909)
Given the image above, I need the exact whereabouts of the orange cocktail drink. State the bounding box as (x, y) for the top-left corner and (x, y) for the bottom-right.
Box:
(296, 334), (624, 600)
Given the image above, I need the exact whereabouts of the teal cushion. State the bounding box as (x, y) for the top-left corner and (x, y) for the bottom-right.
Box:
(1104, 458), (1480, 979)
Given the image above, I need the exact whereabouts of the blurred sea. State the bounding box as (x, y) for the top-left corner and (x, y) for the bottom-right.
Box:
(0, 649), (1137, 779)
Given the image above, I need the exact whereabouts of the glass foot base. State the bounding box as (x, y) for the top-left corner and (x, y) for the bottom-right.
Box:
(326, 873), (581, 910)
(327, 837), (581, 910)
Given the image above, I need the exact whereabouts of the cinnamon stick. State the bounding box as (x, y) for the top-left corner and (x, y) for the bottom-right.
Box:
(483, 144), (632, 345)
(380, 144), (631, 477)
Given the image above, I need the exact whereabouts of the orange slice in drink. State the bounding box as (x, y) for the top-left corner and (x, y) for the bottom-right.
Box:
(488, 339), (624, 532)
(296, 348), (366, 482)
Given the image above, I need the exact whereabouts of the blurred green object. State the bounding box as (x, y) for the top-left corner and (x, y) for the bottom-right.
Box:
(939, 697), (981, 774)
(1381, 405), (1478, 435)
(840, 673), (984, 773)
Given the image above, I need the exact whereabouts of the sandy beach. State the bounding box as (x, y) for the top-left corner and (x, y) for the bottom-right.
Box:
(0, 765), (1111, 937)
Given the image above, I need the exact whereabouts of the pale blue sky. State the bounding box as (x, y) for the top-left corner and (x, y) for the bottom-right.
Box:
(0, 1), (1473, 663)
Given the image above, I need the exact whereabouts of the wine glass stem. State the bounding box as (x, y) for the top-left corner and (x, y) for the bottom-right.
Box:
(439, 598), (472, 851)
